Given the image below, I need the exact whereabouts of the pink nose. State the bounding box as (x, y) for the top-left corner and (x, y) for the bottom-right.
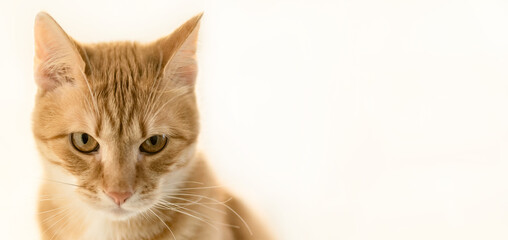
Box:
(106, 191), (133, 206)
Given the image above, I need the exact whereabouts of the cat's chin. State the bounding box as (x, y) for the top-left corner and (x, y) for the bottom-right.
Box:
(103, 206), (139, 221)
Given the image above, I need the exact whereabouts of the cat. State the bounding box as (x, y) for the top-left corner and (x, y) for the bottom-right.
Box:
(32, 12), (273, 240)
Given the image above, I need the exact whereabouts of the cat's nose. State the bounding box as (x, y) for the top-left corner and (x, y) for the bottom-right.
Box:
(106, 191), (133, 206)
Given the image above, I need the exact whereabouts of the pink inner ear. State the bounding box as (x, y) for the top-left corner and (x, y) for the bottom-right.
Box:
(176, 64), (197, 86)
(34, 28), (60, 91)
(34, 63), (61, 91)
(34, 43), (61, 91)
(33, 14), (84, 91)
(34, 41), (71, 91)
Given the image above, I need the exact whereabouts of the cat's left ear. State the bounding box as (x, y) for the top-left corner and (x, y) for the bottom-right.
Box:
(33, 12), (85, 91)
(156, 13), (203, 88)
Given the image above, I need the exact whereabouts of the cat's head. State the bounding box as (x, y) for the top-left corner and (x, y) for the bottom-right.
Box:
(32, 12), (202, 220)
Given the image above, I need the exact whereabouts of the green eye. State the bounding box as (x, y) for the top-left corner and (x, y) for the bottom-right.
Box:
(140, 135), (167, 154)
(70, 132), (99, 153)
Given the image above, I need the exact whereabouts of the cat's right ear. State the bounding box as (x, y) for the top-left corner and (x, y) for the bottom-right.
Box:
(34, 12), (85, 91)
(155, 13), (203, 89)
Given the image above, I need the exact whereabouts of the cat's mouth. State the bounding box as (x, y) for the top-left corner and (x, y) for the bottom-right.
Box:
(106, 206), (137, 220)
(110, 207), (129, 214)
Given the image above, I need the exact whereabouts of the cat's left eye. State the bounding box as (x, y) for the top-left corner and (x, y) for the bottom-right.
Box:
(70, 132), (99, 153)
(140, 135), (168, 154)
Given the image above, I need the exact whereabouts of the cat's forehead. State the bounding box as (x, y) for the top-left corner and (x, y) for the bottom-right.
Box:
(81, 42), (162, 84)
(79, 42), (164, 139)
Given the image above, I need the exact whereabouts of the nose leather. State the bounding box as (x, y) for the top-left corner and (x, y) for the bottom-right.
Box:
(106, 191), (133, 206)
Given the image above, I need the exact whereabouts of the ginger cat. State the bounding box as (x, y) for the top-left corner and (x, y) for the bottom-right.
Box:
(32, 12), (272, 240)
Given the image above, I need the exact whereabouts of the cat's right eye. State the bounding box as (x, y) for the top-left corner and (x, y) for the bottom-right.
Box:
(140, 135), (167, 154)
(70, 132), (99, 153)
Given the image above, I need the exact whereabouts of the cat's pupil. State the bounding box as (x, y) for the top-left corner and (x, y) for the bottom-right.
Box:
(150, 136), (158, 145)
(81, 133), (89, 144)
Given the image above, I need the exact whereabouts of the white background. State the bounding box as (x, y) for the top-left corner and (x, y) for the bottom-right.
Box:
(2, 0), (508, 239)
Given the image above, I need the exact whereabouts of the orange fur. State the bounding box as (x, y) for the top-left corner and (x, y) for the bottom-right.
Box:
(33, 12), (273, 240)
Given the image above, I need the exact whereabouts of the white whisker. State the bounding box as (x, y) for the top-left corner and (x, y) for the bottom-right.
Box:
(41, 178), (81, 188)
(148, 208), (176, 240)
(170, 193), (252, 235)
(41, 207), (68, 224)
(154, 202), (219, 232)
(38, 205), (69, 215)
(164, 196), (227, 214)
(49, 207), (74, 240)
(41, 206), (72, 237)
